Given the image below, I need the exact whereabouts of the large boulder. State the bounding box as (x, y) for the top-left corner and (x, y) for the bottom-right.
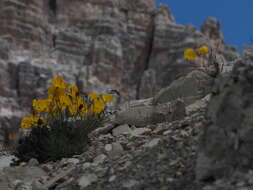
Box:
(153, 69), (214, 106)
(196, 60), (253, 181)
(114, 99), (185, 126)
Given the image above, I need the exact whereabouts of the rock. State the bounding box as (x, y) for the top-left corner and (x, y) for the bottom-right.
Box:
(107, 142), (124, 158)
(93, 154), (107, 165)
(131, 127), (152, 136)
(105, 144), (113, 152)
(66, 158), (80, 165)
(78, 173), (98, 188)
(28, 158), (39, 166)
(108, 175), (116, 182)
(153, 70), (214, 106)
(197, 60), (253, 181)
(112, 124), (132, 136)
(0, 166), (47, 188)
(122, 179), (139, 188)
(82, 162), (92, 170)
(114, 99), (186, 126)
(143, 138), (161, 148)
(186, 94), (211, 115)
(0, 155), (16, 170)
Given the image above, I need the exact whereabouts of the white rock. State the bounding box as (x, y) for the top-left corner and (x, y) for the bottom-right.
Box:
(108, 175), (116, 182)
(112, 124), (132, 136)
(122, 179), (139, 188)
(78, 174), (98, 188)
(131, 127), (151, 136)
(67, 158), (80, 165)
(105, 144), (113, 152)
(93, 154), (107, 165)
(107, 142), (124, 158)
(28, 158), (39, 166)
(144, 138), (161, 148)
(82, 162), (92, 170)
(0, 155), (16, 170)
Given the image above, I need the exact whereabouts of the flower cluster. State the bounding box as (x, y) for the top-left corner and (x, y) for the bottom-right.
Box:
(21, 76), (114, 129)
(184, 45), (209, 62)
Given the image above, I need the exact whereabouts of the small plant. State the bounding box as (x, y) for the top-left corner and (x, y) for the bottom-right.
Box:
(184, 45), (223, 78)
(14, 76), (114, 163)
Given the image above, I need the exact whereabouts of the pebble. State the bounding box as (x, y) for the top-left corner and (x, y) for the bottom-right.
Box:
(78, 173), (98, 188)
(143, 138), (161, 148)
(112, 124), (132, 136)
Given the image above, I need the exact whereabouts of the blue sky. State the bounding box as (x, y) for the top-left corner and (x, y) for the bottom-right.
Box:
(156, 0), (253, 51)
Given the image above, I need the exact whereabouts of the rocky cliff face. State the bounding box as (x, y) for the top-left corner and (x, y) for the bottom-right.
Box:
(0, 0), (239, 132)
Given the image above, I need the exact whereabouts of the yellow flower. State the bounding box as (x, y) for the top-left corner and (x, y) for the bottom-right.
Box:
(102, 94), (114, 103)
(51, 76), (67, 89)
(59, 94), (71, 108)
(21, 115), (46, 129)
(198, 45), (209, 56)
(68, 85), (79, 98)
(184, 48), (197, 61)
(79, 102), (88, 118)
(90, 99), (105, 114)
(68, 96), (86, 116)
(88, 93), (100, 101)
(32, 99), (51, 113)
(21, 117), (33, 129)
(48, 85), (65, 97)
(69, 103), (78, 115)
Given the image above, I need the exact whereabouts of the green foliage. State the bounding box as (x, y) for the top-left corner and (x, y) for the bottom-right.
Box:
(14, 116), (102, 164)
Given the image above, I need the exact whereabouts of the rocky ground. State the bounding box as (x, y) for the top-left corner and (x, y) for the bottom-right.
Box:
(0, 95), (207, 190)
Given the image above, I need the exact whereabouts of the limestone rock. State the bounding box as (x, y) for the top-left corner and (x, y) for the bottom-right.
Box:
(112, 124), (132, 136)
(197, 59), (253, 181)
(153, 70), (214, 106)
(114, 99), (186, 126)
(78, 173), (98, 188)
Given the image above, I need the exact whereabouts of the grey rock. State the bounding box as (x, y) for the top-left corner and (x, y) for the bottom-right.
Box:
(131, 127), (152, 137)
(66, 158), (80, 165)
(143, 138), (161, 148)
(28, 158), (39, 166)
(114, 99), (186, 126)
(2, 166), (47, 182)
(78, 173), (98, 188)
(153, 70), (214, 106)
(112, 124), (132, 136)
(197, 60), (253, 181)
(93, 154), (107, 165)
(107, 142), (124, 158)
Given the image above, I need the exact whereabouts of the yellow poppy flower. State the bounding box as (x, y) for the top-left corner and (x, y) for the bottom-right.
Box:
(68, 85), (79, 97)
(32, 99), (51, 113)
(88, 93), (100, 101)
(57, 94), (71, 112)
(69, 103), (78, 115)
(184, 48), (197, 61)
(51, 76), (67, 89)
(198, 45), (209, 56)
(48, 85), (65, 97)
(102, 94), (114, 103)
(90, 99), (105, 114)
(21, 117), (33, 129)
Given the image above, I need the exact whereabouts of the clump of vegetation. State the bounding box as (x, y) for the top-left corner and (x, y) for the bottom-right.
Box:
(184, 45), (223, 77)
(14, 76), (114, 163)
